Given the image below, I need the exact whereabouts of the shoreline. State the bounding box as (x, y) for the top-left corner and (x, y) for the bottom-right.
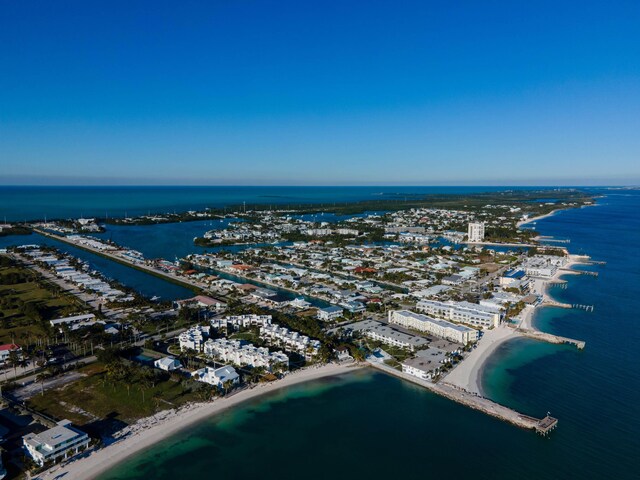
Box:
(37, 363), (364, 480)
(443, 325), (518, 396)
(443, 252), (587, 396)
(516, 209), (559, 228)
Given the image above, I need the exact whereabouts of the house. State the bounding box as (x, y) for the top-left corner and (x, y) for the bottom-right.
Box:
(340, 301), (366, 314)
(191, 365), (240, 389)
(154, 356), (182, 372)
(49, 313), (96, 331)
(0, 344), (21, 365)
(334, 346), (353, 363)
(22, 420), (90, 466)
(174, 295), (227, 311)
(289, 297), (312, 309)
(317, 306), (344, 321)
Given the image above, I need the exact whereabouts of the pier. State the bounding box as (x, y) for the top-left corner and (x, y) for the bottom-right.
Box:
(367, 361), (558, 433)
(541, 299), (572, 309)
(533, 415), (558, 435)
(573, 304), (595, 312)
(538, 236), (571, 244)
(520, 329), (586, 349)
(559, 267), (598, 277)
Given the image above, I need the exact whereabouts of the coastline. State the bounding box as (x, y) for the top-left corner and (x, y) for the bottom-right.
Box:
(516, 209), (558, 228)
(443, 325), (517, 395)
(444, 228), (587, 396)
(36, 363), (364, 480)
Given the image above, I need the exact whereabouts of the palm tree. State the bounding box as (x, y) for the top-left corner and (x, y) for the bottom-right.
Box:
(35, 371), (48, 396)
(7, 349), (22, 379)
(222, 379), (234, 396)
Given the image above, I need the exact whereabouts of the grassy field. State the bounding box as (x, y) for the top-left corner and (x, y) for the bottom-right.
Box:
(26, 362), (204, 427)
(0, 261), (86, 344)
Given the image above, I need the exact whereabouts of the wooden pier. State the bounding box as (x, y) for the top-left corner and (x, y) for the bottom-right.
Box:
(573, 304), (595, 312)
(540, 237), (571, 244)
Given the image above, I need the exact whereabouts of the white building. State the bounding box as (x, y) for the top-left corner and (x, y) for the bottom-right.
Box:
(178, 325), (210, 352)
(416, 299), (501, 329)
(468, 222), (485, 242)
(211, 314), (272, 330)
(49, 313), (96, 330)
(0, 344), (21, 365)
(388, 310), (478, 344)
(154, 356), (182, 371)
(23, 420), (90, 466)
(317, 306), (344, 321)
(401, 353), (447, 381)
(365, 325), (429, 351)
(260, 324), (321, 358)
(204, 338), (289, 371)
(191, 365), (240, 389)
(522, 255), (567, 278)
(289, 297), (312, 309)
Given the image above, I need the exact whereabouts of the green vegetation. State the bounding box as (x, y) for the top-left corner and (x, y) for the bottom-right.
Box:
(27, 358), (207, 426)
(95, 189), (593, 230)
(0, 256), (87, 344)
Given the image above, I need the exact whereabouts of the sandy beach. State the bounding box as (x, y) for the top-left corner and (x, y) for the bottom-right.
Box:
(442, 255), (585, 396)
(516, 209), (559, 228)
(36, 363), (363, 480)
(442, 325), (518, 395)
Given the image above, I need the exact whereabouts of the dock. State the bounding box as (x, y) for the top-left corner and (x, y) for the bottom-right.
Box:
(367, 361), (558, 433)
(535, 415), (559, 435)
(573, 304), (595, 312)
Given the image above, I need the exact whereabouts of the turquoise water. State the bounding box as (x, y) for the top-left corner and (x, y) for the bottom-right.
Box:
(1, 185), (548, 221)
(97, 189), (640, 479)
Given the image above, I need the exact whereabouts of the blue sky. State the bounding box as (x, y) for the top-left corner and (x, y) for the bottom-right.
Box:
(1, 0), (639, 185)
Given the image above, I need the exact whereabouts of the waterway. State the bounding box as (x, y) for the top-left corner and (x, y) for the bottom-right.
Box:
(0, 233), (193, 301)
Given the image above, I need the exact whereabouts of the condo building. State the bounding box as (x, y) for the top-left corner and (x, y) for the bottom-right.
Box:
(178, 325), (210, 352)
(260, 324), (321, 358)
(467, 222), (485, 242)
(416, 299), (501, 329)
(388, 310), (478, 344)
(204, 338), (289, 371)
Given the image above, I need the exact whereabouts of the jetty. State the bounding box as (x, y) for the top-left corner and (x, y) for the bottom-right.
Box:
(519, 329), (586, 349)
(368, 361), (558, 434)
(541, 299), (572, 309)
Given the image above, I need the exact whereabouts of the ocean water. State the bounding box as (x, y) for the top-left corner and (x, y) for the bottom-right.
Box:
(1, 185), (547, 222)
(97, 189), (640, 480)
(92, 218), (240, 260)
